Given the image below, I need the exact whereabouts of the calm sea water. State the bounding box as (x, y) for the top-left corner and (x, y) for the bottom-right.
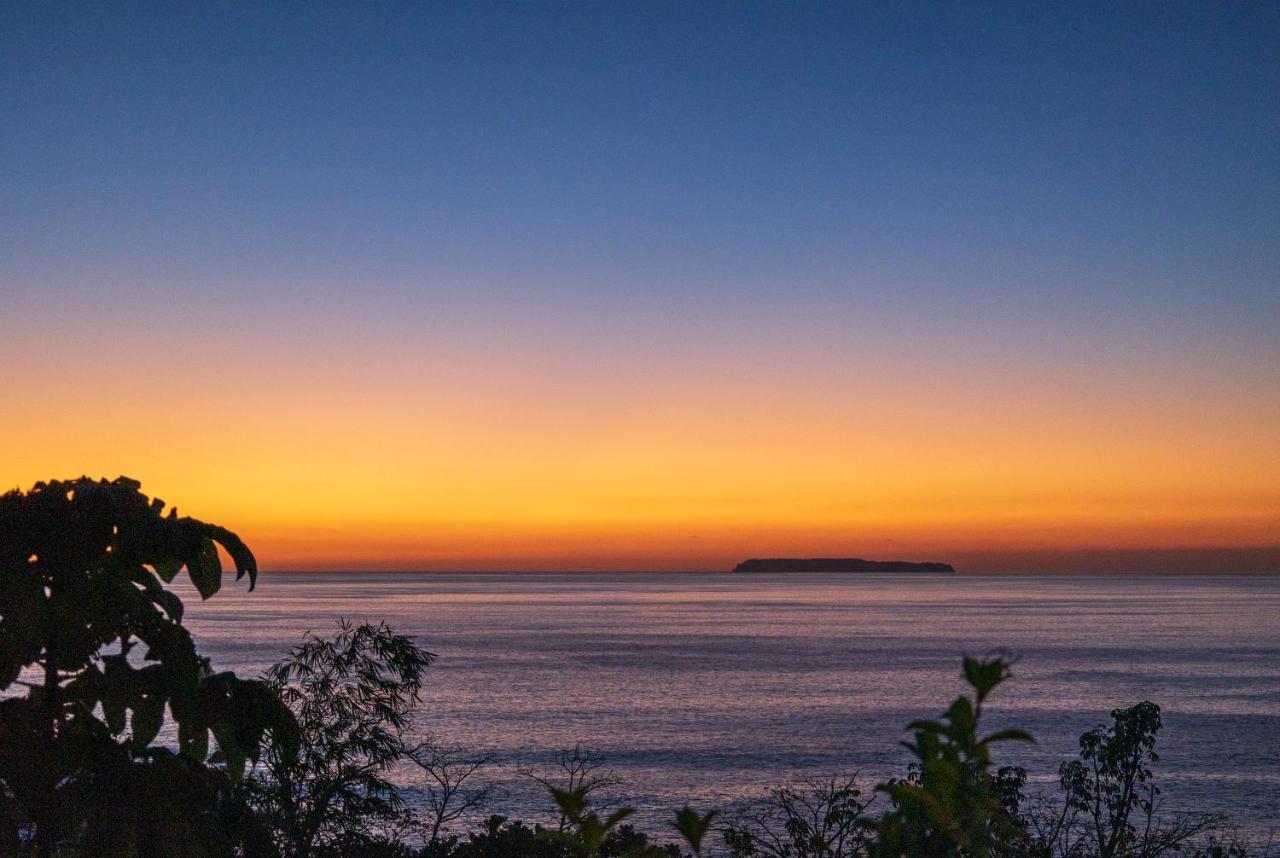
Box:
(182, 573), (1280, 840)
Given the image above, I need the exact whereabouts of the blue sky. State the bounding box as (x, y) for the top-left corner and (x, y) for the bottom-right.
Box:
(4, 3), (1276, 316)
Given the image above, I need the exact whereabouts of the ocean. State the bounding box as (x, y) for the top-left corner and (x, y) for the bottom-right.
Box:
(182, 572), (1280, 841)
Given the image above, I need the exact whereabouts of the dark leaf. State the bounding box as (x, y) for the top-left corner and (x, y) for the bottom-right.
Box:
(179, 718), (209, 761)
(152, 556), (183, 583)
(103, 698), (127, 734)
(186, 537), (222, 599)
(131, 695), (166, 749)
(207, 524), (258, 590)
(981, 728), (1035, 745)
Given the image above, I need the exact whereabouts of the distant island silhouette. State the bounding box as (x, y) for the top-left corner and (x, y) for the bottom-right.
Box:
(733, 557), (956, 574)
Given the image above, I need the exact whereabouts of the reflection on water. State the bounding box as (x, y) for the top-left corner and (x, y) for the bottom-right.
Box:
(181, 573), (1280, 836)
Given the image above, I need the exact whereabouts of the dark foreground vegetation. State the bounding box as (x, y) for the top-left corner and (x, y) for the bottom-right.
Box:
(0, 478), (1272, 857)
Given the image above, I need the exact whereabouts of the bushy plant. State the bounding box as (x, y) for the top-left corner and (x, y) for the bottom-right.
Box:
(438, 814), (581, 858)
(870, 656), (1036, 857)
(548, 784), (637, 855)
(0, 477), (296, 856)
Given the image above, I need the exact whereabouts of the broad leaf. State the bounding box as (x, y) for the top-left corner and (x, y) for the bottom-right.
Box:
(152, 556), (183, 583)
(179, 718), (210, 761)
(186, 537), (222, 599)
(131, 695), (166, 748)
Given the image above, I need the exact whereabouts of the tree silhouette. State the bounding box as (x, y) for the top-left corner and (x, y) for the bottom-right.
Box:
(1032, 701), (1223, 857)
(0, 476), (297, 856)
(245, 620), (435, 857)
(521, 746), (622, 832)
(408, 742), (504, 845)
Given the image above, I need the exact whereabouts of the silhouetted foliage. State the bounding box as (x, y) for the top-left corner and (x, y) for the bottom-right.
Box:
(434, 815), (580, 858)
(233, 636), (1272, 858)
(673, 807), (719, 858)
(548, 784), (637, 856)
(1193, 833), (1277, 858)
(870, 656), (1036, 857)
(522, 746), (624, 831)
(410, 748), (680, 857)
(1066, 701), (1166, 855)
(1026, 701), (1223, 857)
(244, 620), (436, 857)
(371, 659), (1270, 858)
(408, 742), (505, 845)
(421, 812), (682, 858)
(723, 776), (871, 858)
(0, 477), (295, 856)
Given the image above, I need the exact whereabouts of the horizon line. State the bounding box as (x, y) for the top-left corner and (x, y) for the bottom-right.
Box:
(232, 546), (1280, 576)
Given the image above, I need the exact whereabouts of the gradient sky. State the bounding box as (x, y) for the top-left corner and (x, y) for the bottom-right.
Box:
(3, 3), (1278, 571)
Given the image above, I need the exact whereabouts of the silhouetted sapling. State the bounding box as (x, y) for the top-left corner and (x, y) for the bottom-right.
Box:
(243, 619), (436, 857)
(871, 655), (1035, 857)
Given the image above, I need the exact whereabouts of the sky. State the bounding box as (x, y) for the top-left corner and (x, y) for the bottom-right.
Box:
(2, 3), (1278, 571)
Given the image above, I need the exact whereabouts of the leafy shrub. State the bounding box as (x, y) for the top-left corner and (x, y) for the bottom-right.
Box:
(0, 477), (295, 856)
(871, 656), (1035, 857)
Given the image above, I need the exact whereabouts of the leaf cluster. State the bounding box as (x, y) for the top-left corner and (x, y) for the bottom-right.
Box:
(870, 656), (1035, 857)
(0, 477), (296, 855)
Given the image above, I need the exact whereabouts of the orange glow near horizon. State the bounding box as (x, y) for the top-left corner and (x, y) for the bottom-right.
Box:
(5, 326), (1277, 572)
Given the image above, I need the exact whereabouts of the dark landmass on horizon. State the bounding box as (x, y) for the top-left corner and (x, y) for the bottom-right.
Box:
(733, 557), (956, 574)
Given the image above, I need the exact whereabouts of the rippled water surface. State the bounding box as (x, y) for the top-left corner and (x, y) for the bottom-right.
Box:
(183, 573), (1280, 837)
